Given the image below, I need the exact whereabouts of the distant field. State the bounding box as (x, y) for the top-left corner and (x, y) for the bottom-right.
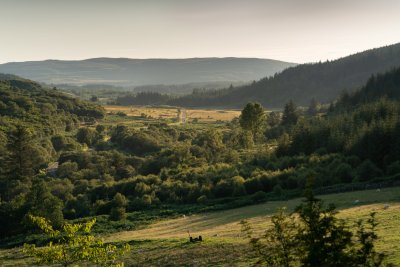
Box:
(104, 105), (241, 123)
(2, 187), (399, 266)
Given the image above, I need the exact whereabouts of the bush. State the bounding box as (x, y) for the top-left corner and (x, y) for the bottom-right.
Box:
(116, 111), (127, 117)
(357, 160), (383, 181)
(386, 161), (400, 176)
(273, 184), (284, 197)
(334, 163), (354, 183)
(197, 195), (208, 204)
(251, 191), (268, 203)
(76, 127), (99, 146)
(109, 207), (127, 221)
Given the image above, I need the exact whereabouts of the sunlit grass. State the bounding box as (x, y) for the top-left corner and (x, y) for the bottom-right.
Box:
(1, 187), (399, 266)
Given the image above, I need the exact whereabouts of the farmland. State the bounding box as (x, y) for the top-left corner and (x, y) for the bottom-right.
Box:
(104, 105), (241, 123)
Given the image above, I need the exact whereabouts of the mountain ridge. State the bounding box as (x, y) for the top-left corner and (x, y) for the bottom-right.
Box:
(0, 57), (296, 87)
(168, 43), (400, 108)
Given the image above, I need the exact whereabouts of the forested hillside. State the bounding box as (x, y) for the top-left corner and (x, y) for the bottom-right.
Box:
(168, 43), (400, 108)
(0, 76), (104, 131)
(2, 68), (400, 255)
(0, 75), (104, 237)
(280, 66), (400, 170)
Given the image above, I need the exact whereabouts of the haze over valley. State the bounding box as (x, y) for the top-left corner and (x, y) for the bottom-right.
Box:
(0, 57), (296, 87)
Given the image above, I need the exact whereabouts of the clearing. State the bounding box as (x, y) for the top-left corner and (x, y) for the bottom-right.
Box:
(104, 105), (241, 123)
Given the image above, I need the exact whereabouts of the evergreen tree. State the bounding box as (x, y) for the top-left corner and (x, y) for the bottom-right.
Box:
(281, 100), (299, 126)
(24, 179), (64, 229)
(242, 184), (388, 267)
(4, 126), (44, 200)
(109, 193), (128, 221)
(295, 189), (353, 267)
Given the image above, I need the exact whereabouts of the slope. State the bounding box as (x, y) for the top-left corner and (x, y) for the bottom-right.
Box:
(0, 58), (296, 87)
(170, 42), (400, 108)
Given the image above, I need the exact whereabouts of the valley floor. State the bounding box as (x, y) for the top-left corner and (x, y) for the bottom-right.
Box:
(1, 187), (399, 266)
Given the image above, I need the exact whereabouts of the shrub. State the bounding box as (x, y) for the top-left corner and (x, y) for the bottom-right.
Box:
(250, 191), (268, 203)
(386, 161), (400, 176)
(357, 160), (383, 181)
(197, 195), (208, 204)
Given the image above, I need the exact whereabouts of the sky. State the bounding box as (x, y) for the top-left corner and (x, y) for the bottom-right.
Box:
(0, 0), (399, 64)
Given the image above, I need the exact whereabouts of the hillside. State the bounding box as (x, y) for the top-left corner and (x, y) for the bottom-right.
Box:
(0, 58), (296, 87)
(336, 67), (400, 108)
(2, 187), (400, 266)
(280, 66), (400, 170)
(0, 75), (105, 131)
(169, 43), (400, 108)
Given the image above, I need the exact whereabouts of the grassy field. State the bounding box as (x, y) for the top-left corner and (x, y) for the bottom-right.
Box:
(1, 187), (399, 266)
(104, 105), (241, 123)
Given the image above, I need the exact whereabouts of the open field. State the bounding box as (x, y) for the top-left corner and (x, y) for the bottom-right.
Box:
(107, 187), (400, 241)
(1, 187), (399, 266)
(104, 105), (241, 123)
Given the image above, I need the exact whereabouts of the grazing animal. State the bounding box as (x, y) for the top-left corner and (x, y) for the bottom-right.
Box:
(189, 235), (203, 242)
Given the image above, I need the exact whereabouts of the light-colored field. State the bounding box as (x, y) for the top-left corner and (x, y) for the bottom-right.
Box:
(104, 105), (241, 123)
(106, 188), (400, 266)
(1, 187), (399, 266)
(107, 188), (400, 241)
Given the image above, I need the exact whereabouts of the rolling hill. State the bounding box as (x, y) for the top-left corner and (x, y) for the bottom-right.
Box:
(169, 43), (400, 108)
(0, 58), (296, 87)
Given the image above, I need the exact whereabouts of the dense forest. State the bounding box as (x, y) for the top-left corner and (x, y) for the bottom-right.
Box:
(113, 43), (400, 108)
(1, 66), (400, 245)
(0, 76), (105, 237)
(169, 42), (400, 108)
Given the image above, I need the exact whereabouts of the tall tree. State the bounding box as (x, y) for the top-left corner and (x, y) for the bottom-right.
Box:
(3, 126), (44, 200)
(24, 179), (64, 228)
(239, 102), (266, 141)
(281, 100), (299, 126)
(242, 185), (387, 267)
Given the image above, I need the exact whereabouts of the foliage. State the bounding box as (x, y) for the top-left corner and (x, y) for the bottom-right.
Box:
(281, 100), (299, 126)
(242, 188), (389, 267)
(167, 42), (400, 108)
(109, 193), (128, 221)
(2, 66), (400, 249)
(241, 208), (298, 267)
(115, 92), (172, 106)
(280, 66), (400, 170)
(239, 102), (266, 142)
(76, 127), (100, 146)
(23, 215), (130, 267)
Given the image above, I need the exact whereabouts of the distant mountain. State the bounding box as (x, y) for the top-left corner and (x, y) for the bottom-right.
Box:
(169, 43), (400, 108)
(0, 57), (296, 87)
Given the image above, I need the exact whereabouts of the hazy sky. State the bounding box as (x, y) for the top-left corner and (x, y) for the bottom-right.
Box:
(1, 0), (399, 64)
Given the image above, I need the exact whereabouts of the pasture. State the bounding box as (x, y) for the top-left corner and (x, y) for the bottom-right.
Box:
(1, 187), (399, 266)
(104, 105), (241, 123)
